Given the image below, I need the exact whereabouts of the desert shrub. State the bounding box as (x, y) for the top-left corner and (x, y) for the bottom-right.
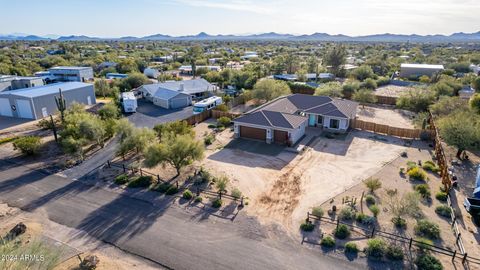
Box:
(204, 134), (215, 145)
(422, 161), (440, 173)
(312, 206), (324, 218)
(13, 136), (41, 155)
(339, 207), (356, 221)
(215, 104), (228, 112)
(194, 196), (203, 203)
(369, 205), (380, 217)
(207, 124), (216, 129)
(365, 238), (386, 258)
(212, 198), (223, 208)
(362, 78), (378, 89)
(37, 118), (56, 130)
(182, 190), (193, 200)
(114, 174), (129, 185)
(408, 167), (427, 181)
(416, 237), (434, 249)
(0, 137), (17, 145)
(127, 175), (152, 188)
(415, 184), (431, 198)
(356, 213), (375, 225)
(415, 253), (443, 270)
(165, 185), (179, 195)
(300, 222), (314, 232)
(435, 191), (448, 202)
(364, 178), (382, 193)
(406, 161), (418, 171)
(217, 116), (232, 127)
(414, 219), (441, 239)
(198, 167), (213, 183)
(152, 182), (172, 193)
(320, 236), (336, 248)
(435, 205), (452, 217)
(386, 244), (404, 260)
(334, 224), (351, 239)
(344, 242), (358, 253)
(391, 217), (407, 228)
(231, 188), (242, 200)
(365, 195), (376, 205)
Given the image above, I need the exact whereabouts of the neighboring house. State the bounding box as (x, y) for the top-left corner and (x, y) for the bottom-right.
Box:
(97, 61), (117, 70)
(35, 66), (94, 83)
(0, 75), (44, 92)
(273, 73), (334, 82)
(233, 94), (358, 146)
(399, 63), (444, 78)
(178, 65), (221, 75)
(144, 67), (160, 79)
(138, 79), (216, 109)
(470, 64), (480, 75)
(105, 73), (128, 79)
(0, 82), (95, 119)
(241, 51), (258, 60)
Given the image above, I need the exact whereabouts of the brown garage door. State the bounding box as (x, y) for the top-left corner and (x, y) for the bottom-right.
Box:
(274, 130), (288, 144)
(240, 126), (266, 141)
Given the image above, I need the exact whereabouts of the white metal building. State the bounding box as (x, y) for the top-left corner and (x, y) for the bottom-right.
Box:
(0, 82), (95, 119)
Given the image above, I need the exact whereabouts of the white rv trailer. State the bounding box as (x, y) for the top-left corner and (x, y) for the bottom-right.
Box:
(121, 92), (137, 113)
(193, 96), (222, 115)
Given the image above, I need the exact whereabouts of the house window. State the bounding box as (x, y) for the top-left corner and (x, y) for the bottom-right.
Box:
(317, 116), (323, 125)
(330, 119), (339, 129)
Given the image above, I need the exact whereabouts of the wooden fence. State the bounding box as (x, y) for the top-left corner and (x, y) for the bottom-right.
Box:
(184, 110), (211, 125)
(211, 110), (241, 119)
(375, 95), (398, 105)
(351, 119), (433, 139)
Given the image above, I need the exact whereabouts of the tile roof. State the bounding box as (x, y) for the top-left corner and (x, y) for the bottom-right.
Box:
(234, 94), (358, 129)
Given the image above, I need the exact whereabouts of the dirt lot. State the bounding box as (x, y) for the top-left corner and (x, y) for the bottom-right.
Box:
(356, 105), (415, 129)
(0, 203), (160, 270)
(202, 130), (407, 234)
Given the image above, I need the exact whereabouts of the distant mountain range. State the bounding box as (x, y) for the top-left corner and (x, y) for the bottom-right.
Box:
(2, 31), (480, 42)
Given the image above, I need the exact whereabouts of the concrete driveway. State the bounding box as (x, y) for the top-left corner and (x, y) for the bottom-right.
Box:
(127, 99), (193, 128)
(0, 116), (33, 131)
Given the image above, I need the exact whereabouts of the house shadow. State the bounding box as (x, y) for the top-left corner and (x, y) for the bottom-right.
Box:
(134, 99), (190, 118)
(0, 160), (52, 194)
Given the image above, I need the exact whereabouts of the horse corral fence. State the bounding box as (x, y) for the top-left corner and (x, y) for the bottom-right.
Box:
(350, 118), (433, 139)
(306, 212), (480, 267)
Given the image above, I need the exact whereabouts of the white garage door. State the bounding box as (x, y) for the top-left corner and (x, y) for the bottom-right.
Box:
(0, 98), (13, 117)
(16, 99), (34, 119)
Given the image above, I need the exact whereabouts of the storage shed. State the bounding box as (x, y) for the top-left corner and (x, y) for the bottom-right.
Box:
(0, 82), (95, 119)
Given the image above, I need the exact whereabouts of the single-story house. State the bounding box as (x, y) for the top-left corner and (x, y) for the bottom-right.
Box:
(233, 94), (358, 145)
(138, 79), (216, 109)
(399, 63), (444, 78)
(0, 82), (95, 119)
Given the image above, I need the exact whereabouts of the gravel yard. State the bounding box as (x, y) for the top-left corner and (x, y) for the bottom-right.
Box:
(356, 106), (415, 129)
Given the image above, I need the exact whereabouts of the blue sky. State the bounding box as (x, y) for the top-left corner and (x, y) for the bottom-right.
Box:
(2, 0), (480, 37)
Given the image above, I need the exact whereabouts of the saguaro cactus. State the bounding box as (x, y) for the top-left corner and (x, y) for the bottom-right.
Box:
(55, 88), (66, 122)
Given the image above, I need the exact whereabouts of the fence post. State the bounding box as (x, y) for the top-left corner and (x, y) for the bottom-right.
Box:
(122, 164), (126, 173)
(360, 191), (364, 213)
(107, 160), (111, 168)
(157, 175), (160, 183)
(371, 227), (375, 238)
(336, 218), (339, 229)
(452, 250), (457, 262)
(462, 253), (468, 265)
(240, 196), (244, 207)
(140, 168), (143, 176)
(456, 233), (461, 243)
(196, 187), (200, 197)
(452, 216), (456, 227)
(176, 181), (179, 188)
(409, 238), (413, 249)
(306, 212), (310, 223)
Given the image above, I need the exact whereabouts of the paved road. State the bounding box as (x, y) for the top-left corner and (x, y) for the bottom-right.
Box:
(0, 160), (364, 270)
(128, 99), (193, 128)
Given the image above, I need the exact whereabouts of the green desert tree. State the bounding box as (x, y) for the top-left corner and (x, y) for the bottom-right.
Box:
(437, 110), (480, 159)
(324, 45), (347, 77)
(252, 79), (291, 102)
(470, 93), (480, 113)
(352, 89), (377, 108)
(314, 82), (343, 97)
(144, 135), (204, 176)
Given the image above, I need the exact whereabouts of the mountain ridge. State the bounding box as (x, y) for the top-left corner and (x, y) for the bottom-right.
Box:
(2, 31), (480, 42)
